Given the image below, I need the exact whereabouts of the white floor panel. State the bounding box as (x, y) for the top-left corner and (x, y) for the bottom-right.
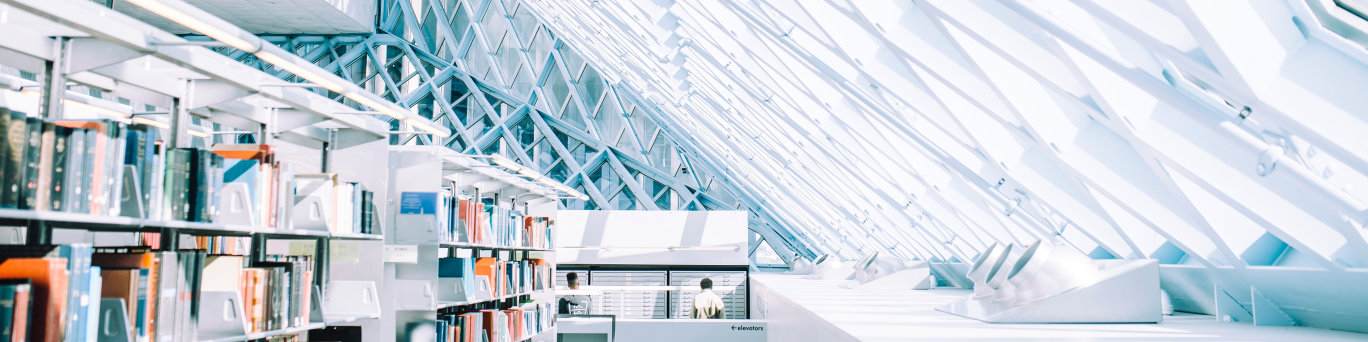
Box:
(751, 274), (1368, 341)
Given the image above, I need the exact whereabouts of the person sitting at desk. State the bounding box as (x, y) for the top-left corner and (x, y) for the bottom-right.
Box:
(690, 278), (726, 319)
(559, 271), (585, 314)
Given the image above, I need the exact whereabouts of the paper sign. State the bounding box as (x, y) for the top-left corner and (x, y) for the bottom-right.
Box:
(331, 241), (361, 263)
(384, 245), (419, 263)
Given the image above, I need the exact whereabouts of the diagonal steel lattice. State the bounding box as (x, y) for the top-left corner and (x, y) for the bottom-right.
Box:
(521, 0), (1368, 270)
(213, 0), (812, 260)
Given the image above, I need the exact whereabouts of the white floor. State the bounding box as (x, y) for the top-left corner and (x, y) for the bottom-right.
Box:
(751, 274), (1368, 341)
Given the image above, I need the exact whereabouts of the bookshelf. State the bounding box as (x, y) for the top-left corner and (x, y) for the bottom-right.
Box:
(0, 0), (450, 341)
(386, 146), (573, 342)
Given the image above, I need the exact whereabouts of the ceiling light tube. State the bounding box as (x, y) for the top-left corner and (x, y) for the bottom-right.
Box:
(124, 0), (453, 138)
(345, 92), (406, 120)
(405, 118), (449, 138)
(125, 0), (259, 52)
(255, 50), (346, 93)
(64, 99), (131, 119)
(490, 155), (523, 172)
(130, 116), (171, 129)
(187, 128), (211, 138)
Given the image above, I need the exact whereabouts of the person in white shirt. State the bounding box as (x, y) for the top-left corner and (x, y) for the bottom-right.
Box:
(690, 278), (726, 319)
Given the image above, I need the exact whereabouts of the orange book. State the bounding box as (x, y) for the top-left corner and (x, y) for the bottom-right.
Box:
(208, 144), (272, 161)
(0, 258), (69, 342)
(474, 258), (496, 297)
(480, 310), (498, 342)
(11, 282), (31, 342)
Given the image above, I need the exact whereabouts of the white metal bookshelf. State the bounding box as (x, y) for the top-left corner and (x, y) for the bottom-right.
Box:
(0, 0), (448, 339)
(386, 145), (574, 341)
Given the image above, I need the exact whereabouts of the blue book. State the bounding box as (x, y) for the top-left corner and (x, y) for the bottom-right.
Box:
(83, 267), (101, 342)
(0, 281), (20, 341)
(437, 258), (467, 278)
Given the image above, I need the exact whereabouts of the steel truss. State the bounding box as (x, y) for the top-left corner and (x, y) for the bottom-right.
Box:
(211, 0), (811, 259)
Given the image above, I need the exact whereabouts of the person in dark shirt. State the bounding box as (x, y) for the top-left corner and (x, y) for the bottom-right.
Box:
(558, 272), (584, 314)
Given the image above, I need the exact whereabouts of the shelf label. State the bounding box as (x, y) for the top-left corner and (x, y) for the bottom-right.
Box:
(399, 192), (437, 214)
(384, 245), (419, 263)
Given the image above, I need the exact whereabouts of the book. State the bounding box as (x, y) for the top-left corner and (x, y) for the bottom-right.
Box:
(5, 280), (32, 342)
(0, 280), (27, 342)
(292, 173), (337, 231)
(161, 148), (193, 221)
(3, 109), (27, 208)
(0, 244), (94, 342)
(360, 190), (375, 234)
(47, 125), (70, 212)
(33, 122), (55, 211)
(308, 326), (362, 342)
(211, 144), (274, 227)
(82, 267), (101, 342)
(91, 249), (156, 340)
(19, 117), (41, 210)
(63, 128), (86, 213)
(0, 258), (69, 342)
(99, 268), (140, 335)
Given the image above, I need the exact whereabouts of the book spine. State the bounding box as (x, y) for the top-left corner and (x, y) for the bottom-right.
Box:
(83, 267), (101, 342)
(80, 129), (96, 214)
(106, 124), (125, 217)
(154, 252), (177, 342)
(0, 284), (15, 342)
(34, 122), (55, 211)
(63, 129), (85, 213)
(47, 126), (69, 212)
(135, 269), (148, 340)
(10, 284), (30, 342)
(3, 110), (27, 208)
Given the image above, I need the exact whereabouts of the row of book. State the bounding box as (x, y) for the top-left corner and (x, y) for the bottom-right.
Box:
(0, 110), (381, 234)
(438, 257), (552, 300)
(0, 244), (207, 342)
(0, 109), (157, 216)
(202, 255), (315, 333)
(435, 301), (554, 342)
(439, 196), (552, 249)
(0, 242), (320, 342)
(292, 174), (377, 235)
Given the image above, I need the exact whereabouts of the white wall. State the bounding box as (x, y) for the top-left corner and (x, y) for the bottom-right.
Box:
(555, 210), (747, 266)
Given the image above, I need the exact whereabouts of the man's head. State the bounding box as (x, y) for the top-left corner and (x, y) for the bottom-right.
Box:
(567, 272), (579, 289)
(700, 277), (713, 290)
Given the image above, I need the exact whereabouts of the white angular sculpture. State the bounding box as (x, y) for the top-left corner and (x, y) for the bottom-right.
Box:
(966, 243), (1004, 299)
(784, 257), (816, 275)
(940, 239), (1161, 323)
(979, 244), (1022, 302)
(805, 254), (856, 280)
(1005, 240), (1099, 305)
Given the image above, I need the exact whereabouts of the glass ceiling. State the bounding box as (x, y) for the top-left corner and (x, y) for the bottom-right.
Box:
(517, 0), (1368, 268)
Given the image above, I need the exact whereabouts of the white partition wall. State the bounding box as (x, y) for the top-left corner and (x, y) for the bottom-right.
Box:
(555, 210), (748, 266)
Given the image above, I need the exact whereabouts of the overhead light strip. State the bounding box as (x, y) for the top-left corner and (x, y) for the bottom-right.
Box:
(124, 0), (451, 138)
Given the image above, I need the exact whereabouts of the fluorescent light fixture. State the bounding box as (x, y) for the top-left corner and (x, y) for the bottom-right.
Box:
(64, 99), (131, 119)
(345, 92), (406, 120)
(131, 116), (171, 129)
(406, 118), (450, 138)
(125, 0), (258, 52)
(187, 128), (210, 138)
(490, 155), (523, 171)
(255, 50), (346, 93)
